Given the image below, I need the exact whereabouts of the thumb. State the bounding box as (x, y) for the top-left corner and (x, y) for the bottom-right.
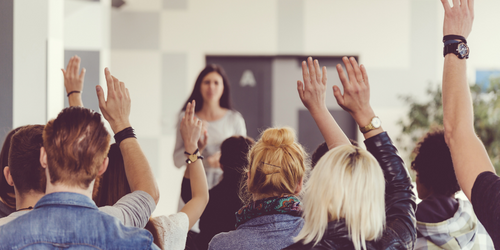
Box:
(96, 85), (106, 110)
(297, 80), (305, 101)
(61, 69), (66, 76)
(333, 85), (344, 106)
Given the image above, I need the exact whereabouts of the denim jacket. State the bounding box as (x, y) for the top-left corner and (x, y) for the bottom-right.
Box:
(0, 192), (159, 250)
(208, 214), (304, 250)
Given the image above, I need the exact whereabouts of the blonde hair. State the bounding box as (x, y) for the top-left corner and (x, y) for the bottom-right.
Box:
(295, 144), (385, 250)
(244, 127), (307, 201)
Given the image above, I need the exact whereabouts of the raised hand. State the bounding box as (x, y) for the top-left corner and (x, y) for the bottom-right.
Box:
(62, 56), (85, 107)
(181, 101), (203, 154)
(96, 68), (131, 134)
(441, 0), (474, 38)
(333, 57), (375, 126)
(297, 57), (328, 114)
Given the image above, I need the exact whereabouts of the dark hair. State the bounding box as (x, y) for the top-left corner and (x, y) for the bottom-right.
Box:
(94, 143), (130, 207)
(43, 107), (110, 189)
(181, 64), (232, 112)
(0, 127), (24, 208)
(220, 136), (255, 175)
(311, 139), (358, 169)
(411, 128), (460, 196)
(8, 125), (46, 195)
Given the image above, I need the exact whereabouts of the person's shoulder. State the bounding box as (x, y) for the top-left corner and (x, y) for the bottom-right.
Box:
(225, 109), (244, 119)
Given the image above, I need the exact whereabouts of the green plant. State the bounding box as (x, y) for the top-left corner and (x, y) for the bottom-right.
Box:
(397, 78), (500, 173)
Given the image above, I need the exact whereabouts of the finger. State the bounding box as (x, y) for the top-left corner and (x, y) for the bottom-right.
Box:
(112, 76), (121, 97)
(66, 57), (74, 77)
(301, 61), (311, 91)
(307, 57), (316, 83)
(96, 85), (106, 110)
(185, 102), (193, 120)
(342, 57), (355, 83)
(61, 68), (66, 77)
(469, 0), (474, 14)
(360, 65), (370, 88)
(297, 80), (305, 101)
(350, 57), (364, 85)
(336, 64), (349, 88)
(332, 85), (345, 107)
(321, 66), (328, 86)
(452, 0), (459, 9)
(441, 0), (451, 11)
(125, 88), (130, 100)
(118, 81), (125, 98)
(104, 68), (114, 94)
(73, 56), (81, 76)
(314, 59), (322, 84)
(79, 68), (86, 81)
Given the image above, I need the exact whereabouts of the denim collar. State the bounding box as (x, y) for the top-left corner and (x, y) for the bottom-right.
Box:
(34, 192), (98, 210)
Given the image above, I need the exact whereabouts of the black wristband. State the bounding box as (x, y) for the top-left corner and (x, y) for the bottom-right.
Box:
(67, 91), (81, 97)
(114, 127), (136, 145)
(443, 35), (467, 44)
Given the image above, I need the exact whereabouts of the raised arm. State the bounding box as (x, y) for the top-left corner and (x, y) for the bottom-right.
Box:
(333, 57), (383, 140)
(62, 56), (85, 107)
(96, 68), (160, 204)
(297, 57), (350, 149)
(179, 100), (209, 229)
(440, 0), (493, 200)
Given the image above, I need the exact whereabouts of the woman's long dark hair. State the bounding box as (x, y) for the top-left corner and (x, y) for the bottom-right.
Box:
(0, 127), (24, 208)
(181, 64), (233, 112)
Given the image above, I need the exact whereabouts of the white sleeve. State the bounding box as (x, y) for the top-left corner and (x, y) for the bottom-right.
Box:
(98, 190), (156, 228)
(234, 111), (247, 137)
(154, 212), (189, 250)
(173, 112), (187, 168)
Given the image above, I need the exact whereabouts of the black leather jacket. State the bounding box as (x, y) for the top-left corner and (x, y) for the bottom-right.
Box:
(284, 132), (417, 250)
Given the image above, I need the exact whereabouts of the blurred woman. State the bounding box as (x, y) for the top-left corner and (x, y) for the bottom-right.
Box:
(283, 57), (416, 250)
(208, 127), (307, 250)
(173, 64), (246, 189)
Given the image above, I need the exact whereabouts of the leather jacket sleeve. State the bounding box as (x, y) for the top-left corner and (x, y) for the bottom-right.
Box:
(364, 132), (417, 250)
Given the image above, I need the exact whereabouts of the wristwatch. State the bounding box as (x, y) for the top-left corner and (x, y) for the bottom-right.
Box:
(184, 148), (204, 164)
(443, 40), (469, 59)
(359, 116), (381, 134)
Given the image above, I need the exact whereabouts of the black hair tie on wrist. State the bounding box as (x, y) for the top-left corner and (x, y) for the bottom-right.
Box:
(67, 91), (81, 97)
(443, 35), (467, 44)
(114, 127), (136, 145)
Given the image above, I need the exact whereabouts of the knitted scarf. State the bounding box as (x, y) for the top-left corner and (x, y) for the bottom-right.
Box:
(235, 195), (302, 228)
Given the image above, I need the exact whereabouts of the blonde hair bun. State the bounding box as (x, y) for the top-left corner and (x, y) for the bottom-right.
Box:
(260, 127), (296, 148)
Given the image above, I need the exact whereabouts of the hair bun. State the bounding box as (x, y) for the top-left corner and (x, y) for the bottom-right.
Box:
(260, 127), (296, 148)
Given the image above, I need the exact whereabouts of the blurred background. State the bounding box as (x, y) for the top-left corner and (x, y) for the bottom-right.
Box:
(1, 0), (499, 216)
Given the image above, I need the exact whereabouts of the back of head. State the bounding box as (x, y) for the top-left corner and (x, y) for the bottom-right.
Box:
(220, 136), (255, 176)
(8, 125), (46, 195)
(411, 128), (459, 197)
(246, 127), (307, 199)
(43, 107), (110, 189)
(94, 143), (131, 207)
(296, 145), (385, 250)
(0, 127), (24, 207)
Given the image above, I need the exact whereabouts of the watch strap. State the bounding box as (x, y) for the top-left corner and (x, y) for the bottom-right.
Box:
(443, 35), (467, 44)
(443, 42), (469, 59)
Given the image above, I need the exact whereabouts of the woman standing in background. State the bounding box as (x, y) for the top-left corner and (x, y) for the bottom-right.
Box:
(173, 64), (246, 189)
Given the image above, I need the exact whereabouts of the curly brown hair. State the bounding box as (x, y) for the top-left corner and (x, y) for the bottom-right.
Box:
(411, 128), (460, 196)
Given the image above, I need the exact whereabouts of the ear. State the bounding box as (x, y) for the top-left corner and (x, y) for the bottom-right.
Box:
(294, 177), (304, 195)
(3, 167), (14, 187)
(97, 157), (109, 176)
(40, 147), (48, 169)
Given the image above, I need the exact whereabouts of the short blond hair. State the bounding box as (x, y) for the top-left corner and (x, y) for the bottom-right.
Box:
(295, 144), (385, 250)
(245, 127), (307, 200)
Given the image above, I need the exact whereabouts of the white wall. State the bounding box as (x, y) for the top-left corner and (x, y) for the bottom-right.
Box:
(109, 0), (500, 216)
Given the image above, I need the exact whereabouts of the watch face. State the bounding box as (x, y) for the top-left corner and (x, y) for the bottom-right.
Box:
(371, 117), (381, 128)
(458, 43), (469, 58)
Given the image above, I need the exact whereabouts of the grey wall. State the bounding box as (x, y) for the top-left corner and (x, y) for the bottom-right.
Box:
(64, 50), (100, 113)
(0, 0), (14, 144)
